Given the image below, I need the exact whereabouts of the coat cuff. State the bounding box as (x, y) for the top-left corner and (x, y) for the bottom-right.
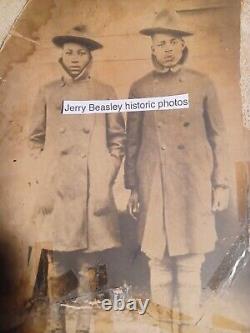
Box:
(109, 148), (124, 160)
(124, 174), (138, 190)
(213, 175), (229, 189)
(213, 183), (229, 190)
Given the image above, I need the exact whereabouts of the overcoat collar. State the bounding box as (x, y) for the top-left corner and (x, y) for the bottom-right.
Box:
(151, 54), (182, 75)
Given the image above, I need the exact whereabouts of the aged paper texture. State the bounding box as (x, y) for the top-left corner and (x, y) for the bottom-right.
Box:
(0, 1), (250, 332)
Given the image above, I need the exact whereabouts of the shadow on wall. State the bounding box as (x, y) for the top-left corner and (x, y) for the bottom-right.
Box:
(0, 226), (27, 332)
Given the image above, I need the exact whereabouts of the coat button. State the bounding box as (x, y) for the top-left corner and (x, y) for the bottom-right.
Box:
(161, 145), (167, 151)
(59, 127), (66, 133)
(81, 154), (87, 159)
(177, 144), (185, 150)
(183, 122), (190, 127)
(82, 128), (90, 134)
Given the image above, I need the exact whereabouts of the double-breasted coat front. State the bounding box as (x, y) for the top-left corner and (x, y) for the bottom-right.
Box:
(125, 66), (228, 258)
(29, 71), (125, 252)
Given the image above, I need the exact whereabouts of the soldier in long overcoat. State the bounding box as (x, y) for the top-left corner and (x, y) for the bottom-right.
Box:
(29, 25), (125, 332)
(125, 10), (229, 325)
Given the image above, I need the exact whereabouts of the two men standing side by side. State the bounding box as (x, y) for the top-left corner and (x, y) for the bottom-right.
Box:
(28, 10), (231, 333)
(125, 9), (229, 328)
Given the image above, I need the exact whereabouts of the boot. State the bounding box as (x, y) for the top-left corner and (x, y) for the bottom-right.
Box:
(46, 302), (66, 333)
(75, 267), (97, 333)
(75, 303), (92, 333)
(47, 275), (67, 333)
(75, 294), (92, 333)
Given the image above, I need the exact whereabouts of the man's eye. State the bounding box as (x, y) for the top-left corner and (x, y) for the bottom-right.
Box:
(79, 51), (87, 55)
(66, 51), (72, 55)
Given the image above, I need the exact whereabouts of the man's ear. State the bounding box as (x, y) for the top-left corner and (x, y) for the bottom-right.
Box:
(181, 38), (186, 51)
(151, 45), (156, 54)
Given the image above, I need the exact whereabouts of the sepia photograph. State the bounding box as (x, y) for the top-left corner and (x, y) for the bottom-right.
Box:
(0, 0), (249, 332)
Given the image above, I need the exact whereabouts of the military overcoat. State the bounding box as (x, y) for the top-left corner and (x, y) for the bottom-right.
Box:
(125, 67), (228, 258)
(29, 71), (125, 252)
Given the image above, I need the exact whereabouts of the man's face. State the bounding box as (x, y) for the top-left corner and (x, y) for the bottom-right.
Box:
(151, 33), (185, 68)
(62, 42), (91, 77)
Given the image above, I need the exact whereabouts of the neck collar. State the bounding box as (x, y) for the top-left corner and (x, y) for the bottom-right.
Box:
(151, 54), (182, 74)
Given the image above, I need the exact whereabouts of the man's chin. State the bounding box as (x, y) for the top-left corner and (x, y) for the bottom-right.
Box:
(69, 71), (82, 77)
(162, 61), (177, 68)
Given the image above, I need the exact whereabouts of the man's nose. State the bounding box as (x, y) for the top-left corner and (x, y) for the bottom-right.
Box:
(164, 47), (173, 53)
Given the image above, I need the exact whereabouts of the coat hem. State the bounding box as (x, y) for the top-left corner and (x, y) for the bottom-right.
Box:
(37, 243), (122, 252)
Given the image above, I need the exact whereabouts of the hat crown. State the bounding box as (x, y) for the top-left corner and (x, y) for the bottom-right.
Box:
(140, 9), (193, 37)
(153, 10), (182, 30)
(67, 25), (89, 37)
(156, 10), (178, 24)
(52, 24), (102, 50)
(73, 25), (87, 33)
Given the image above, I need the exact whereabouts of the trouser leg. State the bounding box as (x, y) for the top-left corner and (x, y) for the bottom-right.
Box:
(75, 254), (98, 333)
(148, 256), (175, 324)
(46, 251), (67, 333)
(149, 256), (175, 310)
(175, 254), (205, 324)
(75, 299), (92, 333)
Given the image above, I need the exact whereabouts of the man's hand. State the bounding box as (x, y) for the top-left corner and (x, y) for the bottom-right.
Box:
(127, 189), (140, 220)
(30, 148), (43, 160)
(94, 194), (111, 216)
(92, 155), (122, 217)
(212, 186), (229, 212)
(36, 192), (54, 216)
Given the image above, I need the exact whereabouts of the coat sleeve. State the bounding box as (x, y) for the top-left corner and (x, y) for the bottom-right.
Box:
(28, 87), (47, 151)
(106, 87), (126, 159)
(103, 87), (126, 186)
(203, 79), (228, 188)
(124, 84), (144, 190)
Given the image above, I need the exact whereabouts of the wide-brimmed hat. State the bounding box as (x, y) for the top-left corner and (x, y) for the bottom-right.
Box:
(52, 25), (103, 51)
(140, 10), (193, 37)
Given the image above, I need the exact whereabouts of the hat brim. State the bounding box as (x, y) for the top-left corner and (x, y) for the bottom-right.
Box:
(140, 27), (193, 37)
(52, 35), (103, 51)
